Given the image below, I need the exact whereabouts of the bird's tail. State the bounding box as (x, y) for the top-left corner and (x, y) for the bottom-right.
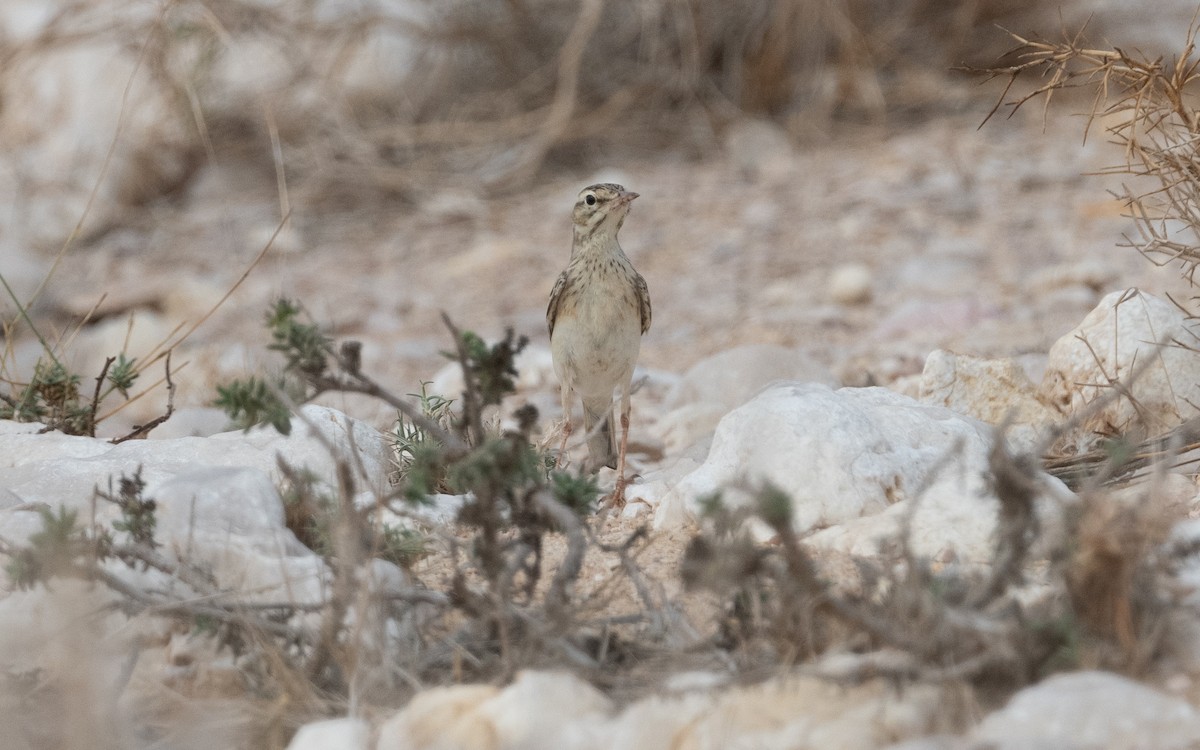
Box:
(582, 397), (617, 472)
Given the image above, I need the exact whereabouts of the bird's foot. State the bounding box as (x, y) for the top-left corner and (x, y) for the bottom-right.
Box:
(554, 419), (573, 469)
(601, 474), (628, 513)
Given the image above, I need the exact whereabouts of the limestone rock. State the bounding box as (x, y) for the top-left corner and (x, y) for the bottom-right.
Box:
(828, 262), (873, 305)
(376, 671), (611, 750)
(1041, 289), (1200, 441)
(667, 345), (838, 413)
(656, 383), (1067, 563)
(288, 718), (370, 750)
(920, 349), (1061, 450)
(659, 345), (837, 454)
(972, 671), (1200, 749)
(664, 676), (945, 750)
(0, 405), (389, 602)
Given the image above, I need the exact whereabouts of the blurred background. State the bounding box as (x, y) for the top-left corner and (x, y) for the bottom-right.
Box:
(0, 0), (1196, 435)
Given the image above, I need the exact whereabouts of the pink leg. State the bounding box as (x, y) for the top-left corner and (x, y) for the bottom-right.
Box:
(607, 384), (633, 511)
(611, 411), (631, 509)
(557, 383), (573, 469)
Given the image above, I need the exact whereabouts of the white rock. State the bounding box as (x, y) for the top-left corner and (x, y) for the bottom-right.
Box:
(660, 345), (837, 454)
(288, 718), (370, 750)
(376, 684), (502, 750)
(828, 263), (873, 305)
(205, 33), (296, 111)
(656, 383), (1065, 563)
(919, 350), (1061, 450)
(153, 467), (329, 603)
(1041, 289), (1200, 439)
(387, 493), (469, 526)
(0, 580), (124, 673)
(612, 675), (943, 750)
(608, 692), (715, 749)
(429, 361), (466, 403)
(476, 670), (612, 750)
(146, 407), (230, 439)
(0, 406), (388, 510)
(668, 345), (838, 412)
(624, 455), (704, 521)
(0, 487), (22, 509)
(656, 402), (727, 457)
(972, 671), (1200, 749)
(69, 311), (173, 396)
(418, 188), (487, 224)
(1155, 507), (1200, 672)
(514, 346), (558, 391)
(0, 406), (388, 600)
(376, 671), (611, 750)
(889, 373), (924, 400)
(156, 466), (291, 545)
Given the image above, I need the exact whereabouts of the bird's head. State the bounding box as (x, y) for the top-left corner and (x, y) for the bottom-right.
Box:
(572, 183), (638, 240)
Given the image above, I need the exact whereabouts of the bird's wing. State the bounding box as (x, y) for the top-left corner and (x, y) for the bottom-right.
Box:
(547, 269), (571, 337)
(635, 271), (651, 335)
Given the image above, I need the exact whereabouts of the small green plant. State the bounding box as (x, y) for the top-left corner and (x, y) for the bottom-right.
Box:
(1, 274), (154, 437)
(98, 466), (158, 549)
(279, 461), (430, 570)
(106, 353), (138, 398)
(548, 470), (601, 517)
(390, 381), (455, 490)
(377, 524), (428, 568)
(214, 375), (298, 434)
(214, 299), (327, 434)
(266, 298), (332, 379)
(4, 468), (169, 589)
(0, 354), (144, 437)
(3, 506), (90, 590)
(456, 329), (525, 410)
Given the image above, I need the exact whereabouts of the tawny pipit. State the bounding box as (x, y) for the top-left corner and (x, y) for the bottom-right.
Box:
(547, 183), (651, 507)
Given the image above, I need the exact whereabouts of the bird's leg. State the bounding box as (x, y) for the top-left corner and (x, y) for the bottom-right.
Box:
(556, 383), (573, 469)
(610, 387), (633, 510)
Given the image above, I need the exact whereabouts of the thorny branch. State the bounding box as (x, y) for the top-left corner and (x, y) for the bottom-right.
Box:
(975, 19), (1200, 276)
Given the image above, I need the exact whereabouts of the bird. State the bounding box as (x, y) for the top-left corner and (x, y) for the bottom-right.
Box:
(546, 183), (651, 509)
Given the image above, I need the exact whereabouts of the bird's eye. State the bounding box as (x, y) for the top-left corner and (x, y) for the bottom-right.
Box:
(585, 194), (596, 206)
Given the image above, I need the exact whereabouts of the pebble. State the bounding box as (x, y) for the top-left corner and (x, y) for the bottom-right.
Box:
(828, 262), (873, 305)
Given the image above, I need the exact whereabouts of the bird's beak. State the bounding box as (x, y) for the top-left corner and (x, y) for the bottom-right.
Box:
(616, 191), (639, 206)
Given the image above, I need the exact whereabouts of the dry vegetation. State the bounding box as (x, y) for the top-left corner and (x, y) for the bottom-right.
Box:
(0, 0), (1050, 214)
(981, 18), (1200, 477)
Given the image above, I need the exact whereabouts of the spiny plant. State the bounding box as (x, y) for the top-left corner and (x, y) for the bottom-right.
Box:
(210, 298), (607, 678)
(978, 20), (1200, 280)
(278, 460), (428, 570)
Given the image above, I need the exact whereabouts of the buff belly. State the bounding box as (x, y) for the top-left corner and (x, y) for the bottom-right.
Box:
(551, 293), (641, 400)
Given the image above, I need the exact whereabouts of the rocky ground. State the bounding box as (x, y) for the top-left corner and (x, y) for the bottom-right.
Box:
(8, 0), (1200, 748)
